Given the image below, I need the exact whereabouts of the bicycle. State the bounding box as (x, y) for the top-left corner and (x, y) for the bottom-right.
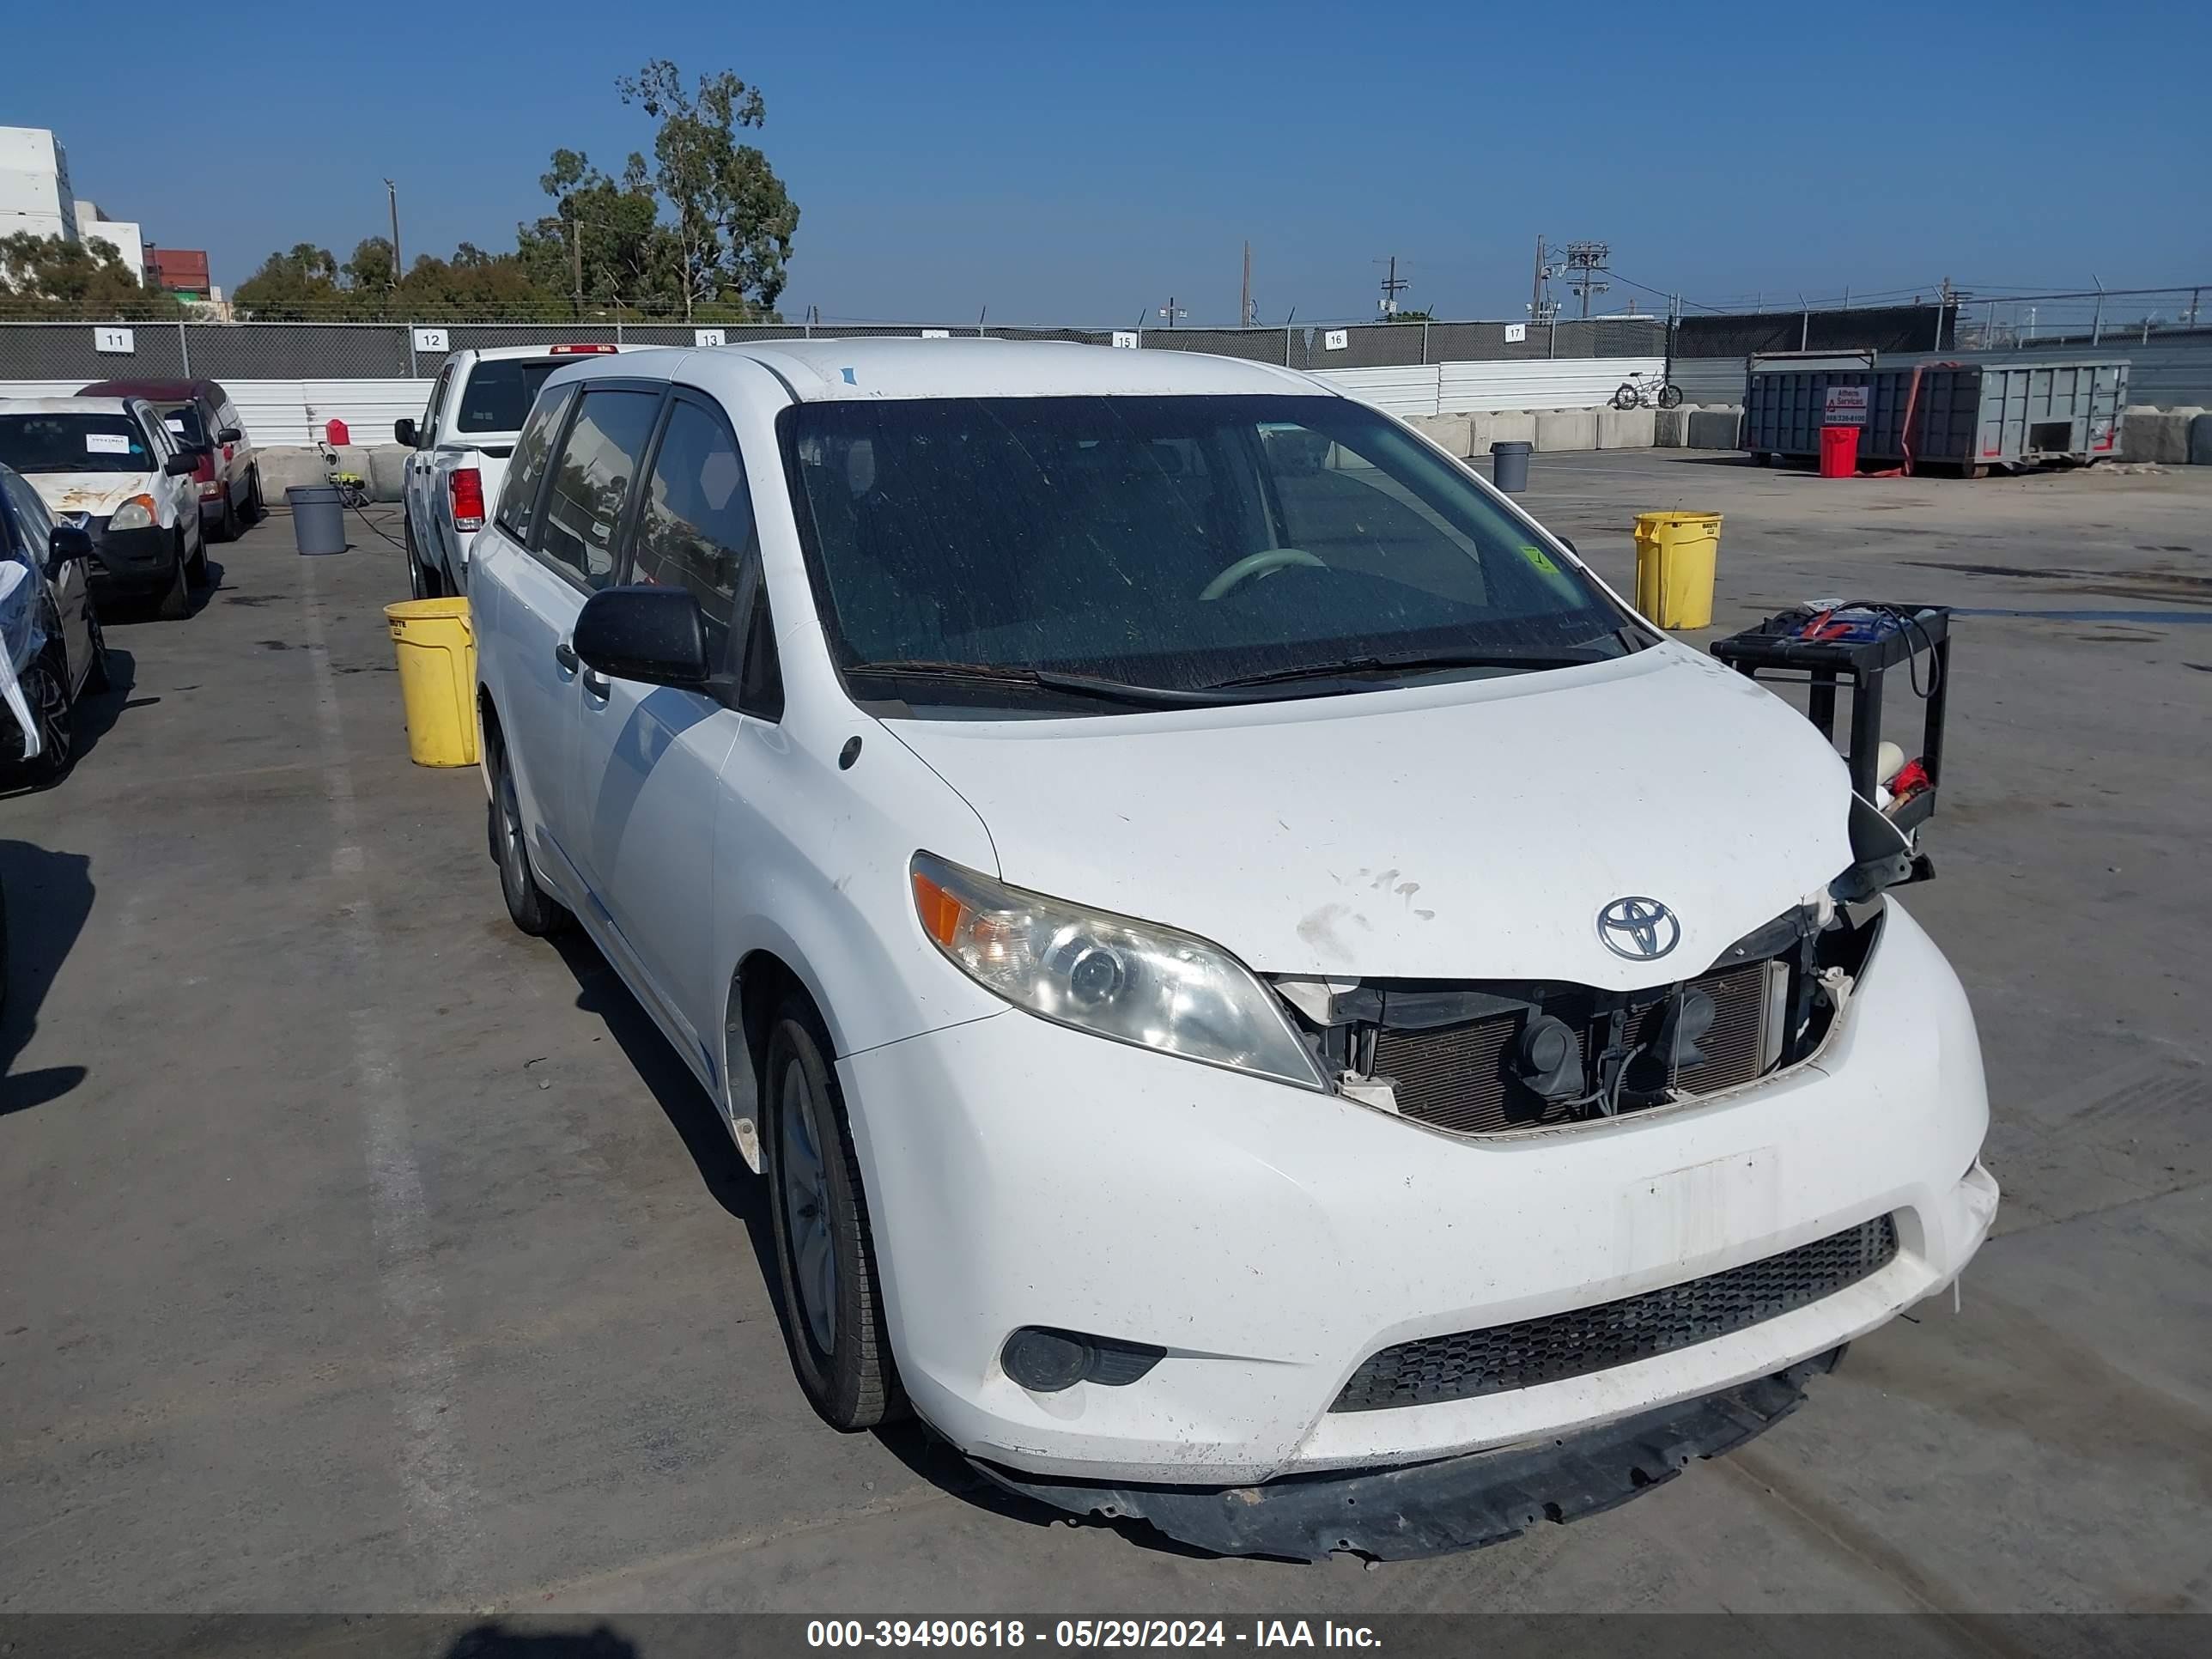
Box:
(1610, 370), (1684, 410)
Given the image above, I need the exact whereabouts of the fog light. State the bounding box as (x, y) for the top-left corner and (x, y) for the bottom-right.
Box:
(1001, 1326), (1164, 1392)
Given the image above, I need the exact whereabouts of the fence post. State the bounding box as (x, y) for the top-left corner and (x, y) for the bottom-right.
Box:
(177, 316), (191, 378)
(1421, 319), (1431, 365)
(1283, 324), (1291, 367)
(405, 324), (417, 379)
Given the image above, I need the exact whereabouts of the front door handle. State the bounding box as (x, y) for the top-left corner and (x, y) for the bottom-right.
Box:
(581, 667), (611, 699)
(553, 639), (579, 673)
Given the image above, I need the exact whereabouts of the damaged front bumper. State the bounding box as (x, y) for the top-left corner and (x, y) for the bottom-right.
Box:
(974, 1348), (1844, 1562)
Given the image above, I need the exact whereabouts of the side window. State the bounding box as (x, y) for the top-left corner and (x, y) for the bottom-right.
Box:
(738, 590), (783, 720)
(629, 398), (757, 658)
(494, 384), (574, 544)
(538, 387), (660, 590)
(135, 404), (173, 461)
(3, 473), (49, 562)
(419, 364), (454, 447)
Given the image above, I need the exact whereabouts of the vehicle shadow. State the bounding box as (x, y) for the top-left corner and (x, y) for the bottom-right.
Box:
(549, 931), (785, 1322)
(97, 556), (228, 626)
(544, 933), (1233, 1561)
(0, 643), (137, 800)
(0, 838), (94, 1116)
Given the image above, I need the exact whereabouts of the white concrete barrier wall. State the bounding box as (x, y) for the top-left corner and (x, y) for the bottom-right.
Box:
(0, 376), (434, 447)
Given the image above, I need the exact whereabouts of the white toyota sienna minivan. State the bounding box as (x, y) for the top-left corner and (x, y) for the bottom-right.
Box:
(469, 338), (1996, 1561)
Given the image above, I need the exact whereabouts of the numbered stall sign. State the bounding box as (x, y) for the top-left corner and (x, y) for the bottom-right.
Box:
(694, 328), (726, 348)
(919, 327), (951, 339)
(1110, 331), (1139, 349)
(94, 325), (136, 355)
(412, 327), (449, 354)
(1323, 329), (1349, 352)
(1504, 323), (1528, 343)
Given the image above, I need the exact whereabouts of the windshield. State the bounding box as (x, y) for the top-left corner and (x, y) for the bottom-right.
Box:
(0, 412), (158, 475)
(782, 393), (1634, 711)
(456, 360), (565, 434)
(156, 401), (207, 447)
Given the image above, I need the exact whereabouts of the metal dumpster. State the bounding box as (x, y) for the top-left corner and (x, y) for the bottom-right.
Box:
(1743, 358), (2129, 473)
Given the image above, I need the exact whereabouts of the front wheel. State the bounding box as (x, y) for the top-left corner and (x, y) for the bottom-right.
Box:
(1656, 383), (1685, 410)
(82, 605), (111, 694)
(185, 524), (210, 586)
(155, 534), (191, 619)
(20, 634), (76, 784)
(766, 997), (902, 1431)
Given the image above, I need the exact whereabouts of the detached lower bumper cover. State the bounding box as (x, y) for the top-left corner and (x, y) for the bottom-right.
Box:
(972, 1347), (1843, 1561)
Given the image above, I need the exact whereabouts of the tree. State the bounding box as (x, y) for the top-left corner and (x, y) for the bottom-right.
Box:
(0, 232), (177, 318)
(519, 148), (669, 314)
(617, 58), (799, 319)
(233, 243), (344, 317)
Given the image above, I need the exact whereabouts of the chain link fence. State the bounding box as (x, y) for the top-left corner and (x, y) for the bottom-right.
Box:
(3, 293), (2198, 386)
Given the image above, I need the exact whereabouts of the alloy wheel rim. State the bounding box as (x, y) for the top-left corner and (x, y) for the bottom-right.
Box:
(780, 1064), (837, 1354)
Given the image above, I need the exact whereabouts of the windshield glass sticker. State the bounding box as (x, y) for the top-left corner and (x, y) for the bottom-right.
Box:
(86, 433), (132, 455)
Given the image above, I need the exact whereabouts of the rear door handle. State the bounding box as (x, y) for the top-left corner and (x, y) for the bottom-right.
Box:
(581, 667), (611, 700)
(553, 639), (579, 673)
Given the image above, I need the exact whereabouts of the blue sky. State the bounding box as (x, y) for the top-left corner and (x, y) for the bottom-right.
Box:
(14, 0), (2204, 323)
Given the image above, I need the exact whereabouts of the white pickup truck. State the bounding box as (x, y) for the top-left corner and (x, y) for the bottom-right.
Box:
(394, 343), (625, 597)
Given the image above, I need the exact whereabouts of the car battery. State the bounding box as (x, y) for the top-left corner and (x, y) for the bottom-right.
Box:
(1710, 604), (1952, 836)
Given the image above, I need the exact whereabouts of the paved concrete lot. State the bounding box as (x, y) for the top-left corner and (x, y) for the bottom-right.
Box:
(2, 453), (2208, 1618)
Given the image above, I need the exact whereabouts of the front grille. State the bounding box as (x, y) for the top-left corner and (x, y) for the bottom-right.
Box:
(1331, 1215), (1898, 1413)
(1370, 960), (1776, 1137)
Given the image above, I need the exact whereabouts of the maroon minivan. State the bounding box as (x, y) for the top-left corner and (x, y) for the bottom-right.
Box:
(76, 378), (263, 541)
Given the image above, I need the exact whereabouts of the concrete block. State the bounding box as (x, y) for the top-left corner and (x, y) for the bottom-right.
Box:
(1595, 406), (1656, 449)
(258, 444), (408, 502)
(1686, 407), (1743, 450)
(1655, 406), (1694, 447)
(2119, 406), (2202, 465)
(1468, 410), (1537, 454)
(2191, 412), (2212, 465)
(1404, 413), (1471, 458)
(1534, 409), (1598, 452)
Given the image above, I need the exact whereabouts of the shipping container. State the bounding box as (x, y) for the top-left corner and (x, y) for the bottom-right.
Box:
(148, 247), (212, 296)
(1743, 358), (2128, 473)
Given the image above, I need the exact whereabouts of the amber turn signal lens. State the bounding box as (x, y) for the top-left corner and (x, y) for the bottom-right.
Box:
(912, 871), (963, 945)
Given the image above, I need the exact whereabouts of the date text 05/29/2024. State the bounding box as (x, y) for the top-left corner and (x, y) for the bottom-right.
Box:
(806, 1620), (1382, 1649)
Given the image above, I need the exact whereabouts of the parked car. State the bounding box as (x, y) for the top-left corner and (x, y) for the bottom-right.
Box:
(394, 343), (626, 599)
(0, 462), (108, 781)
(0, 397), (206, 618)
(78, 377), (261, 542)
(469, 339), (1996, 1561)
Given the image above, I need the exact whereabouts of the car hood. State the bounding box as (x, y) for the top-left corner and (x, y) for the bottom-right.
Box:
(889, 644), (1856, 990)
(29, 473), (160, 519)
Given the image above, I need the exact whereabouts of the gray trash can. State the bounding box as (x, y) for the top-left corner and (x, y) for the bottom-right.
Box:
(286, 484), (347, 556)
(1490, 440), (1531, 494)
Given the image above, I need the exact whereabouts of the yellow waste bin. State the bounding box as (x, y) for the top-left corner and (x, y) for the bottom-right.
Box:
(1632, 511), (1723, 629)
(384, 598), (479, 767)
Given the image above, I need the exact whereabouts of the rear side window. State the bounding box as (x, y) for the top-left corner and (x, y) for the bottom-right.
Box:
(457, 359), (565, 434)
(630, 398), (757, 654)
(494, 384), (574, 543)
(538, 387), (661, 590)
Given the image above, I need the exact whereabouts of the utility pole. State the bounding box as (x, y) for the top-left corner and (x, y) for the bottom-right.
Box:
(1530, 236), (1546, 325)
(383, 179), (402, 288)
(1564, 241), (1608, 319)
(1937, 276), (1954, 349)
(1240, 241), (1254, 329)
(1376, 255), (1411, 317)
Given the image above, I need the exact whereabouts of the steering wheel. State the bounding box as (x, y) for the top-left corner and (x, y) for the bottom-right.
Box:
(1198, 546), (1328, 602)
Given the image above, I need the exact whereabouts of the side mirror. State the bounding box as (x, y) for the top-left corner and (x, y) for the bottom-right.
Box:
(47, 525), (93, 569)
(1559, 537), (1578, 554)
(393, 418), (418, 447)
(163, 451), (198, 477)
(574, 586), (712, 690)
(218, 426), (243, 444)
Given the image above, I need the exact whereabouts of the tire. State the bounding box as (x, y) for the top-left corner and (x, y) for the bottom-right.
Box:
(404, 518), (441, 600)
(1612, 384), (1640, 411)
(82, 605), (111, 695)
(21, 633), (75, 785)
(489, 732), (573, 937)
(765, 995), (902, 1431)
(1657, 383), (1685, 410)
(155, 535), (191, 619)
(216, 483), (241, 542)
(246, 465), (264, 521)
(186, 523), (210, 586)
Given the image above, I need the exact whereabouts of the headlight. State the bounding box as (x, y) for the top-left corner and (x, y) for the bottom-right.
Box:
(910, 851), (1324, 1089)
(107, 495), (157, 532)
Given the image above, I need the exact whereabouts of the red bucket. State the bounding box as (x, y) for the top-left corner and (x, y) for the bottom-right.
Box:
(1819, 423), (1861, 478)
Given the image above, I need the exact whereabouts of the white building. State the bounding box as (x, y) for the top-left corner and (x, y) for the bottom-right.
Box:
(74, 200), (143, 277)
(0, 125), (78, 243)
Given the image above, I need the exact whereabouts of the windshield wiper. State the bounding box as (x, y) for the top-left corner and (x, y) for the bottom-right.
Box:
(1207, 646), (1615, 690)
(846, 659), (1249, 708)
